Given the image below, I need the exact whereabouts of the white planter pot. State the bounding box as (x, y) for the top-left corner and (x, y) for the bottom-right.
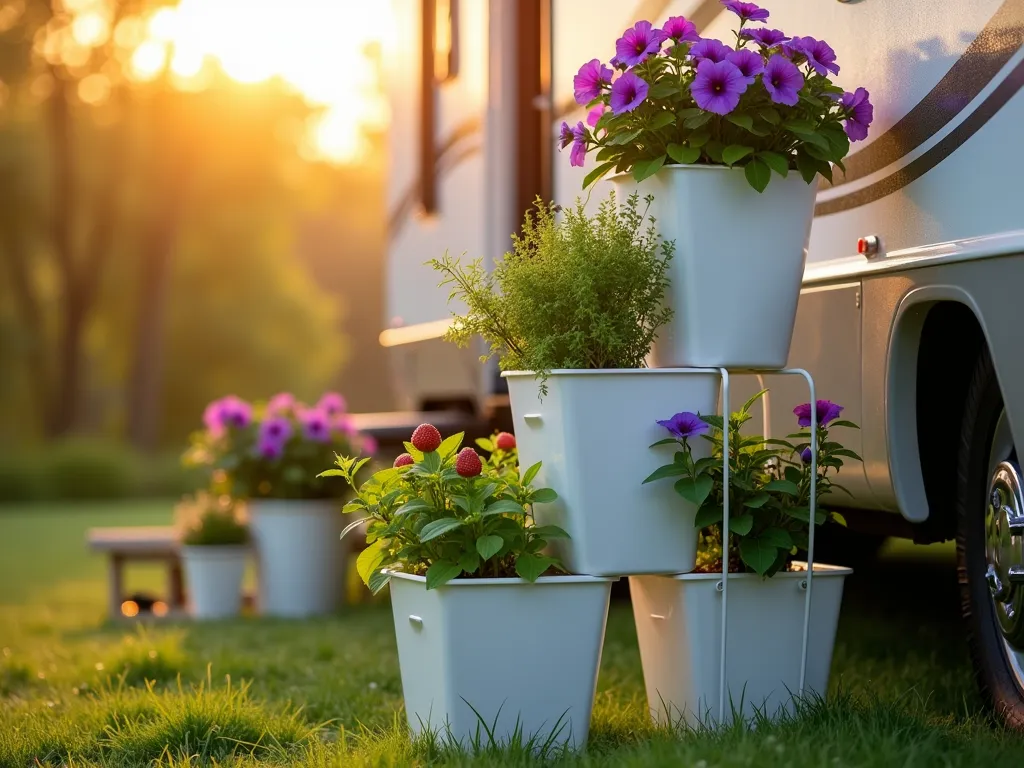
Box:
(503, 369), (719, 576)
(610, 165), (818, 370)
(388, 571), (615, 749)
(629, 563), (851, 726)
(248, 499), (345, 617)
(180, 545), (247, 620)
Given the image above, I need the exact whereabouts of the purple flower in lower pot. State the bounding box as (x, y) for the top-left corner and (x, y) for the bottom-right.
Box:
(657, 412), (711, 440)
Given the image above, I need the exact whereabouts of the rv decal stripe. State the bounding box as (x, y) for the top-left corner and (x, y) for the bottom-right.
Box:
(814, 56), (1024, 216)
(825, 0), (1024, 190)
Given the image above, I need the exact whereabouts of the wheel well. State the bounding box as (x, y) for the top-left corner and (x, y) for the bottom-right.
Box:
(914, 302), (985, 542)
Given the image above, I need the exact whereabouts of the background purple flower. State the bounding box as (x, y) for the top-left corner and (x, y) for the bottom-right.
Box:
(266, 392), (295, 415)
(787, 36), (839, 76)
(259, 415), (293, 445)
(794, 400), (844, 428)
(762, 54), (803, 106)
(573, 59), (613, 105)
(256, 438), (284, 460)
(317, 392), (346, 416)
(662, 16), (699, 43)
(728, 49), (764, 83)
(203, 399), (227, 437)
(801, 446), (813, 464)
(609, 71), (648, 114)
(362, 435), (379, 455)
(219, 396), (252, 429)
(690, 59), (747, 115)
(558, 121), (574, 149)
(300, 408), (331, 443)
(741, 28), (789, 47)
(569, 121), (587, 166)
(689, 38), (731, 64)
(841, 87), (873, 141)
(615, 20), (666, 67)
(657, 412), (710, 440)
(722, 1), (770, 23)
(332, 413), (356, 435)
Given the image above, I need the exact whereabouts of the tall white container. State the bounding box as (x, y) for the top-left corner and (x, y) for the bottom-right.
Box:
(248, 499), (345, 618)
(503, 369), (719, 576)
(629, 563), (851, 726)
(388, 571), (615, 749)
(180, 545), (247, 620)
(610, 166), (818, 370)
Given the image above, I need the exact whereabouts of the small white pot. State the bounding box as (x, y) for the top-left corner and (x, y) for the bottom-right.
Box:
(610, 165), (818, 370)
(503, 369), (719, 576)
(248, 499), (345, 617)
(180, 545), (247, 620)
(629, 563), (851, 726)
(388, 571), (616, 749)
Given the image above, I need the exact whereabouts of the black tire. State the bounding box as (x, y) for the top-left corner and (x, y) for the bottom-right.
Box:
(956, 347), (1024, 728)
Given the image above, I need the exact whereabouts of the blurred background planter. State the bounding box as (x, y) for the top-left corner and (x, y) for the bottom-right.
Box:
(180, 544), (247, 620)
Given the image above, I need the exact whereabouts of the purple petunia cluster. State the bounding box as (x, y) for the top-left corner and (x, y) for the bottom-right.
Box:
(559, 0), (873, 174)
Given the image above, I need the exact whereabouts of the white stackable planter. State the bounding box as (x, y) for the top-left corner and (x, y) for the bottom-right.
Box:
(629, 563), (851, 727)
(503, 369), (719, 576)
(248, 499), (345, 617)
(610, 166), (818, 370)
(180, 545), (248, 620)
(388, 571), (616, 749)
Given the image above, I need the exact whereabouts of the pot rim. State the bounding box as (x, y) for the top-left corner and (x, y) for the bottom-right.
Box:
(179, 544), (250, 554)
(385, 569), (619, 586)
(641, 561), (852, 581)
(501, 368), (720, 379)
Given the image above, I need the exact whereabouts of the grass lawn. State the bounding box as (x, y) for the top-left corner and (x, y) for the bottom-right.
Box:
(2, 501), (1023, 767)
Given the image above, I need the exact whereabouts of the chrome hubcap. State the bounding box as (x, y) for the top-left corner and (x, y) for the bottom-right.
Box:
(986, 460), (1024, 650)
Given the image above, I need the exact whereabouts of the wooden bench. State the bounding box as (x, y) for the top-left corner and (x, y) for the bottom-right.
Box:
(87, 526), (186, 620)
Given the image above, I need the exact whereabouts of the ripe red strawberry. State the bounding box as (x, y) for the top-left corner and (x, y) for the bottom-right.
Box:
(456, 447), (482, 477)
(495, 432), (516, 451)
(410, 423), (442, 453)
(393, 453), (414, 468)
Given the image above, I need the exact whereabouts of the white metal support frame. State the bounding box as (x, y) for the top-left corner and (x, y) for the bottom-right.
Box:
(717, 367), (817, 724)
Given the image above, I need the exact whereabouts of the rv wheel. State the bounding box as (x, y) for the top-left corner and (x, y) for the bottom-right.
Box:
(957, 347), (1024, 729)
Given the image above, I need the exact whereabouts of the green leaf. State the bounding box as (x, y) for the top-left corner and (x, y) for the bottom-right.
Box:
(368, 569), (391, 595)
(675, 475), (714, 506)
(764, 479), (800, 496)
(722, 144), (754, 166)
(515, 553), (555, 582)
(437, 431), (465, 459)
(649, 81), (678, 99)
(704, 140), (725, 163)
(342, 499), (367, 514)
(649, 437), (681, 448)
(684, 111), (712, 128)
(831, 511), (848, 527)
(419, 517), (464, 542)
(688, 130), (711, 148)
(458, 550), (481, 574)
(476, 534), (504, 560)
(642, 463), (688, 484)
(744, 157), (771, 192)
(582, 160), (618, 189)
(743, 491), (770, 509)
(757, 151), (789, 177)
(531, 488), (559, 504)
(482, 499), (525, 516)
(795, 150), (819, 184)
(667, 143), (701, 165)
(694, 503), (724, 529)
(783, 118), (816, 133)
(784, 465), (803, 484)
(608, 128), (643, 146)
(401, 443), (424, 462)
(529, 524), (571, 540)
(648, 111), (675, 130)
(739, 537), (779, 575)
(832, 448), (863, 461)
(829, 420), (860, 430)
(725, 113), (754, 131)
(395, 497), (433, 516)
(425, 560), (463, 589)
(786, 506), (828, 525)
(759, 107), (780, 125)
(760, 527), (794, 549)
(522, 462), (542, 486)
(356, 540), (387, 586)
(729, 514), (754, 536)
(474, 437), (495, 452)
(421, 451), (442, 474)
(632, 153), (667, 182)
(317, 469), (346, 478)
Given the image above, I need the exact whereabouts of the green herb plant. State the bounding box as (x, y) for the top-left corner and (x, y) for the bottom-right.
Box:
(321, 427), (568, 593)
(429, 191), (674, 394)
(645, 391), (862, 575)
(181, 498), (249, 547)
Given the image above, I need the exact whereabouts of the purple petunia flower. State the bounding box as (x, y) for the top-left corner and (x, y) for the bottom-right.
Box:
(259, 415), (293, 445)
(573, 58), (614, 105)
(615, 20), (667, 67)
(690, 59), (747, 115)
(722, 1), (770, 23)
(256, 438), (284, 460)
(662, 15), (699, 44)
(317, 392), (347, 416)
(801, 446), (813, 464)
(741, 28), (790, 47)
(569, 121), (587, 167)
(219, 396), (252, 429)
(793, 400), (844, 428)
(728, 49), (764, 83)
(332, 413), (356, 435)
(609, 70), (649, 114)
(657, 412), (711, 440)
(689, 38), (731, 64)
(266, 392), (295, 415)
(558, 121), (574, 149)
(609, 55), (625, 70)
(786, 36), (839, 76)
(840, 87), (874, 141)
(362, 435), (379, 455)
(762, 54), (804, 106)
(203, 399), (227, 438)
(300, 407), (331, 443)
(587, 104), (607, 128)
